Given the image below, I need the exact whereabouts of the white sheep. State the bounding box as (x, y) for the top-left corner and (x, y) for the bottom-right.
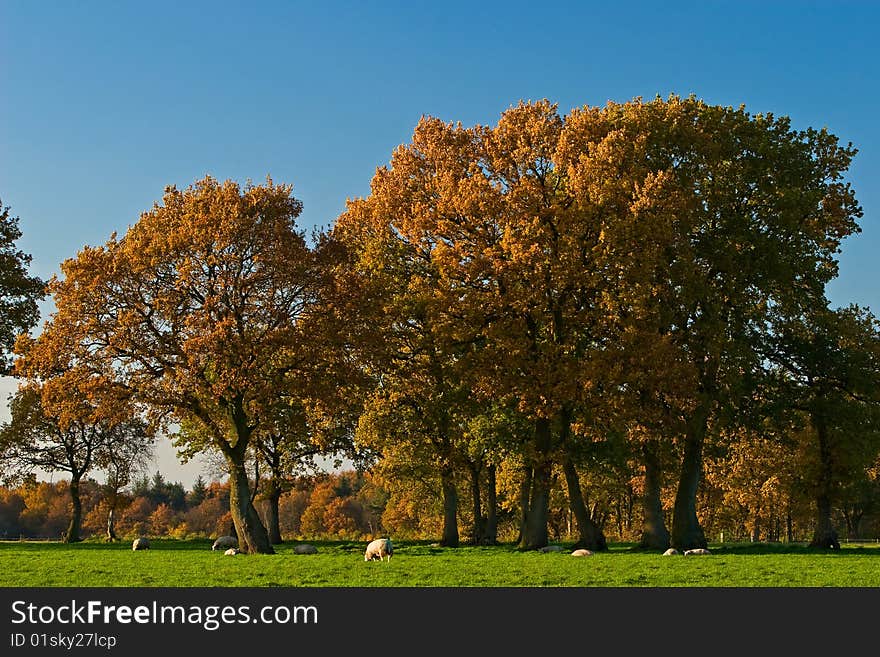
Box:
(132, 537), (150, 551)
(293, 544), (318, 554)
(364, 538), (393, 562)
(571, 548), (593, 557)
(212, 535), (238, 551)
(224, 547), (240, 556)
(684, 548), (711, 556)
(663, 548), (680, 556)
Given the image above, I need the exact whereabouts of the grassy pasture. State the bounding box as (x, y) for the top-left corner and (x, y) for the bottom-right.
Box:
(1, 539), (879, 587)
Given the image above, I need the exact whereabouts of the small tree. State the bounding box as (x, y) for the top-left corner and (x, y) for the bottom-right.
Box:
(0, 385), (153, 542)
(98, 424), (153, 541)
(767, 304), (880, 548)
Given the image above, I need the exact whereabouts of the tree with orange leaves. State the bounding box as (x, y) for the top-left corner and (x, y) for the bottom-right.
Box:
(0, 382), (153, 543)
(15, 176), (325, 554)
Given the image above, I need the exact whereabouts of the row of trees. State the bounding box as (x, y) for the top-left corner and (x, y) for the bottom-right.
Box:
(4, 454), (878, 543)
(2, 95), (879, 553)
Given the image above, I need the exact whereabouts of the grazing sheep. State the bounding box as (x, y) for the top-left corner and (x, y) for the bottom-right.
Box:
(684, 548), (711, 556)
(539, 545), (565, 553)
(663, 548), (680, 556)
(224, 548), (240, 556)
(571, 549), (593, 557)
(364, 538), (393, 562)
(212, 535), (238, 551)
(132, 537), (150, 551)
(293, 544), (318, 555)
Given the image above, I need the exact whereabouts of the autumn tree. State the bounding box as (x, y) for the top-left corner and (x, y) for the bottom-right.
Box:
(254, 397), (354, 544)
(355, 390), (461, 544)
(647, 102), (858, 549)
(562, 97), (863, 549)
(336, 181), (477, 547)
(766, 304), (880, 548)
(0, 198), (45, 373)
(16, 176), (330, 554)
(336, 103), (647, 550)
(458, 406), (518, 545)
(97, 416), (154, 541)
(0, 384), (153, 542)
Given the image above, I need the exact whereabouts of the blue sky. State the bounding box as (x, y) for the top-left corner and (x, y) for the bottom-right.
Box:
(2, 1), (878, 487)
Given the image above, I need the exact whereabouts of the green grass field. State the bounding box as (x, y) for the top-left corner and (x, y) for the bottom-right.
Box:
(2, 539), (878, 587)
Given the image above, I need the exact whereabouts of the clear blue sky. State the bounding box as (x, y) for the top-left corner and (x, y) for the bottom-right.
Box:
(2, 1), (878, 487)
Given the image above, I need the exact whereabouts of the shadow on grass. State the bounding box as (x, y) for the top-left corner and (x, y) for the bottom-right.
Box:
(709, 542), (880, 556)
(3, 537), (878, 558)
(0, 538), (213, 552)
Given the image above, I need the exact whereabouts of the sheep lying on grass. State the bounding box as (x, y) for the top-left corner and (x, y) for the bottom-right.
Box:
(132, 538), (150, 551)
(293, 544), (318, 554)
(663, 548), (680, 556)
(684, 548), (711, 556)
(212, 535), (238, 551)
(571, 549), (593, 557)
(539, 545), (564, 553)
(224, 548), (240, 556)
(364, 538), (393, 562)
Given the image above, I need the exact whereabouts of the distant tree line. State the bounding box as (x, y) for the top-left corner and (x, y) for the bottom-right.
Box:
(2, 461), (878, 543)
(2, 95), (879, 553)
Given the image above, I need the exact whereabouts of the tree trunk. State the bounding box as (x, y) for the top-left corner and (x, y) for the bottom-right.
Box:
(65, 476), (83, 543)
(228, 458), (274, 554)
(105, 490), (118, 542)
(221, 402), (273, 554)
(848, 512), (862, 541)
(810, 492), (840, 549)
(671, 404), (710, 550)
(484, 464), (498, 545)
(519, 417), (553, 550)
(469, 463), (484, 545)
(265, 479), (283, 545)
(517, 462), (532, 545)
(562, 453), (607, 551)
(440, 462), (459, 547)
(786, 509), (793, 543)
(638, 441), (670, 550)
(809, 410), (840, 550)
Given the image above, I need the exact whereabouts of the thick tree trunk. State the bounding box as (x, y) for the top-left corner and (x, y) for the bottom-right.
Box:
(440, 462), (459, 547)
(519, 417), (552, 550)
(671, 405), (710, 550)
(469, 463), (484, 545)
(562, 454), (607, 551)
(638, 441), (670, 550)
(65, 476), (83, 543)
(228, 458), (274, 554)
(809, 411), (840, 550)
(484, 464), (498, 545)
(810, 493), (840, 549)
(221, 402), (273, 554)
(265, 480), (283, 545)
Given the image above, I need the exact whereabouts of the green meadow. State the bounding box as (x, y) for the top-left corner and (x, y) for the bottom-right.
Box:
(2, 540), (878, 587)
